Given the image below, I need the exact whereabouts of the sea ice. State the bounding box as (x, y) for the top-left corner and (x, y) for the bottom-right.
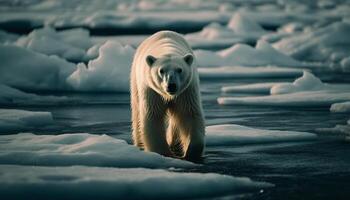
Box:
(0, 133), (192, 168)
(15, 27), (93, 62)
(199, 66), (304, 79)
(0, 165), (272, 200)
(195, 40), (306, 67)
(0, 109), (54, 132)
(330, 101), (350, 113)
(206, 124), (317, 146)
(218, 72), (350, 107)
(273, 21), (350, 70)
(66, 41), (134, 92)
(0, 45), (75, 91)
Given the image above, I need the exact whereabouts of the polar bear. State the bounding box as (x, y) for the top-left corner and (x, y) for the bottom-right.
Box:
(130, 31), (205, 161)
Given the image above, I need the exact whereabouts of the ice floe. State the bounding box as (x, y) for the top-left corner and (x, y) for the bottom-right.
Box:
(0, 165), (272, 200)
(186, 13), (268, 48)
(222, 82), (285, 94)
(195, 40), (306, 67)
(66, 41), (134, 92)
(206, 124), (317, 146)
(330, 101), (350, 113)
(0, 84), (70, 106)
(0, 133), (192, 168)
(316, 119), (350, 140)
(273, 21), (350, 71)
(15, 27), (93, 62)
(0, 109), (54, 133)
(218, 72), (350, 107)
(0, 44), (76, 91)
(199, 66), (304, 79)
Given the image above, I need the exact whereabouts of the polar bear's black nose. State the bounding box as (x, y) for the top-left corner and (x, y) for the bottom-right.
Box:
(167, 83), (177, 93)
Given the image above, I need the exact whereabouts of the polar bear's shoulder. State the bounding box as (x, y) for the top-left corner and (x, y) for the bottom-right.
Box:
(135, 31), (192, 60)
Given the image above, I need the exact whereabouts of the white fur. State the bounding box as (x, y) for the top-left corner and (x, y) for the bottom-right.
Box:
(130, 31), (205, 161)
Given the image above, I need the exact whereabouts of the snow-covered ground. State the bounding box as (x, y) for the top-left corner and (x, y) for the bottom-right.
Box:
(1, 0), (350, 199)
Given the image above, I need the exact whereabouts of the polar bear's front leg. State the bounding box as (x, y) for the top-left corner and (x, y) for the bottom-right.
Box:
(139, 90), (172, 156)
(182, 116), (205, 162)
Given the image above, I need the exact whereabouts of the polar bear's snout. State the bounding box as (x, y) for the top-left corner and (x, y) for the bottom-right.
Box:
(167, 83), (177, 94)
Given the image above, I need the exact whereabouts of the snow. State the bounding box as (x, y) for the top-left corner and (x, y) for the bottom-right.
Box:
(15, 27), (93, 62)
(199, 66), (304, 79)
(0, 165), (272, 200)
(0, 44), (76, 91)
(273, 21), (350, 71)
(206, 124), (317, 146)
(195, 40), (306, 67)
(0, 133), (193, 168)
(0, 109), (54, 133)
(330, 101), (350, 113)
(66, 41), (134, 92)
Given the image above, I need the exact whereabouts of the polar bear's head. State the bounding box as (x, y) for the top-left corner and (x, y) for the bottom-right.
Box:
(146, 54), (194, 98)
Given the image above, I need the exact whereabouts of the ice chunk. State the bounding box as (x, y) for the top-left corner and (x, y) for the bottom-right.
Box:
(195, 41), (306, 67)
(273, 21), (350, 68)
(0, 30), (19, 44)
(0, 109), (53, 132)
(206, 124), (316, 146)
(218, 91), (350, 107)
(0, 165), (272, 199)
(0, 45), (76, 91)
(0, 133), (193, 168)
(15, 27), (93, 62)
(227, 13), (266, 34)
(0, 84), (72, 106)
(186, 13), (268, 49)
(340, 57), (350, 72)
(66, 41), (135, 92)
(218, 72), (350, 107)
(330, 101), (350, 113)
(199, 66), (304, 79)
(270, 71), (324, 95)
(316, 119), (350, 141)
(222, 82), (285, 94)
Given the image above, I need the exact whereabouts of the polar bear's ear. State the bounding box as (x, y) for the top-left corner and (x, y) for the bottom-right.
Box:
(146, 55), (157, 67)
(183, 54), (194, 66)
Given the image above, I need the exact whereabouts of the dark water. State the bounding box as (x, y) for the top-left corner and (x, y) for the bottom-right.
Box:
(10, 71), (350, 200)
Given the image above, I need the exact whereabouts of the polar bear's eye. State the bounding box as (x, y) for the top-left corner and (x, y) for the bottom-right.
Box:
(176, 68), (182, 73)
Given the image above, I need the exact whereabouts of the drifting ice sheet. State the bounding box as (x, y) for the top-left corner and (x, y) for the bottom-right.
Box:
(0, 133), (193, 168)
(330, 101), (350, 113)
(218, 72), (350, 107)
(206, 124), (316, 146)
(0, 165), (272, 200)
(0, 109), (54, 132)
(199, 66), (304, 79)
(195, 40), (306, 67)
